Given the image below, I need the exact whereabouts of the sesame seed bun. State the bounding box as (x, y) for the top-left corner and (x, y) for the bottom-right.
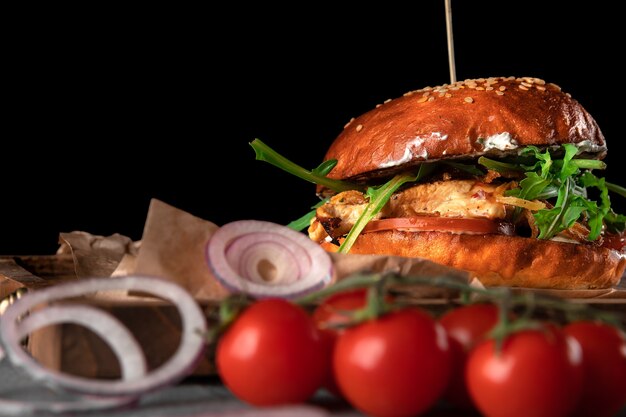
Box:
(322, 76), (606, 183)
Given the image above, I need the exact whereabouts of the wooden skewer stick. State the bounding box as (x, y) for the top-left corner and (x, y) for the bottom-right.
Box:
(445, 0), (457, 84)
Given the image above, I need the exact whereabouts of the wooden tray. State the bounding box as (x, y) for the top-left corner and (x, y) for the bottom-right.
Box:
(1, 255), (214, 378)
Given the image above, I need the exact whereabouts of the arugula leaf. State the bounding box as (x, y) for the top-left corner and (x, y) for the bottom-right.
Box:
(579, 172), (624, 237)
(534, 177), (578, 239)
(286, 198), (329, 231)
(519, 145), (553, 177)
(312, 160), (338, 177)
(250, 139), (364, 193)
(605, 211), (626, 233)
(506, 172), (553, 200)
(338, 163), (436, 253)
(497, 143), (623, 240)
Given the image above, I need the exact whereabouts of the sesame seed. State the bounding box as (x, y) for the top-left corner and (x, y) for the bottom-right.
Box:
(417, 96), (428, 103)
(499, 86), (506, 91)
(496, 91), (505, 96)
(403, 91), (414, 97)
(535, 85), (546, 91)
(464, 97), (474, 103)
(566, 93), (571, 98)
(476, 86), (485, 91)
(428, 96), (435, 101)
(533, 78), (546, 85)
(423, 92), (431, 97)
(356, 124), (363, 132)
(486, 86), (494, 91)
(445, 93), (452, 98)
(344, 117), (355, 128)
(548, 83), (561, 92)
(384, 98), (392, 103)
(523, 77), (535, 84)
(521, 81), (532, 88)
(519, 85), (529, 90)
(375, 104), (382, 108)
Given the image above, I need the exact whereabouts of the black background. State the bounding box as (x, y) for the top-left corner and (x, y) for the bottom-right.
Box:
(3, 1), (624, 255)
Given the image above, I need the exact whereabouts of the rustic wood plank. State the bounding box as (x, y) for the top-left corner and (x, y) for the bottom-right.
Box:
(0, 258), (47, 288)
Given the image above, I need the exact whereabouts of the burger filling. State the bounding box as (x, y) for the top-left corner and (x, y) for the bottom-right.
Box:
(309, 179), (548, 243)
(306, 144), (626, 252)
(250, 139), (626, 253)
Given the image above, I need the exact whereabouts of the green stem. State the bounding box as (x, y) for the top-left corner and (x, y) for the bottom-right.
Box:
(296, 273), (385, 305)
(607, 181), (626, 198)
(570, 159), (607, 170)
(250, 139), (363, 193)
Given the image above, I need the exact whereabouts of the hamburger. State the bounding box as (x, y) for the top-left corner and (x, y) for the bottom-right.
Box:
(253, 76), (626, 290)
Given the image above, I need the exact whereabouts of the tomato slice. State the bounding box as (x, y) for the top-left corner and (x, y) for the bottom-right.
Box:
(363, 217), (503, 235)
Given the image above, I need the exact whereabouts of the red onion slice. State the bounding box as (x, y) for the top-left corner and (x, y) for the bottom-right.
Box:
(227, 234), (304, 285)
(207, 220), (333, 298)
(0, 275), (207, 398)
(16, 305), (147, 380)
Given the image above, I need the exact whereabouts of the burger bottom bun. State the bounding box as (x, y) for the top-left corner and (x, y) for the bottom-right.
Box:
(322, 231), (626, 290)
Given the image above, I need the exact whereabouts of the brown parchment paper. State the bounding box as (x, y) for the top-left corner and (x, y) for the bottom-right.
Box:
(58, 231), (139, 279)
(133, 199), (230, 301)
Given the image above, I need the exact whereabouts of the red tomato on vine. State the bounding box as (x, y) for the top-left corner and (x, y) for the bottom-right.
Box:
(333, 307), (452, 417)
(311, 288), (369, 397)
(466, 325), (583, 417)
(216, 299), (327, 406)
(439, 302), (499, 410)
(564, 320), (626, 417)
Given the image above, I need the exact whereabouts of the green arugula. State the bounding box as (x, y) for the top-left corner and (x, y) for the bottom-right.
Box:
(480, 144), (624, 240)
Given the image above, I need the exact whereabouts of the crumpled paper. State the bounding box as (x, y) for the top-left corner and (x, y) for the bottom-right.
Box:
(58, 232), (140, 279)
(132, 199), (230, 301)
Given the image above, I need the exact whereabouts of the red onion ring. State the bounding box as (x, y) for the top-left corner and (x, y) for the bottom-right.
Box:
(0, 275), (207, 405)
(206, 220), (333, 298)
(16, 305), (147, 380)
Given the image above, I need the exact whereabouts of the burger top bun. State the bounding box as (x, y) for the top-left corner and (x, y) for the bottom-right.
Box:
(323, 76), (606, 182)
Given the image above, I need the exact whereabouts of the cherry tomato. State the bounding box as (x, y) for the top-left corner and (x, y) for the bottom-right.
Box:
(333, 307), (452, 417)
(439, 303), (499, 410)
(564, 320), (626, 417)
(311, 288), (369, 397)
(216, 298), (326, 406)
(466, 326), (583, 417)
